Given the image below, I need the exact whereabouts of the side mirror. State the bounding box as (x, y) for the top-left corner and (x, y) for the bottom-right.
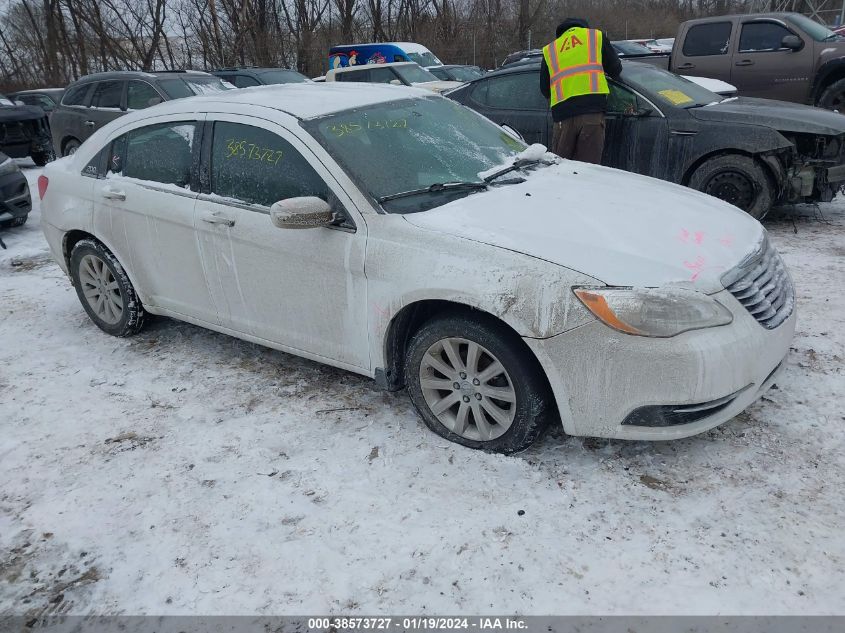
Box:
(501, 124), (524, 141)
(270, 196), (335, 229)
(782, 35), (803, 51)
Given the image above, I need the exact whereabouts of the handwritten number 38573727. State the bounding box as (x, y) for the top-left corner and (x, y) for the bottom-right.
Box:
(225, 139), (283, 165)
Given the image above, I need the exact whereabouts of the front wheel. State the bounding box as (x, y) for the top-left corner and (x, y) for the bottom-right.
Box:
(405, 314), (553, 453)
(69, 239), (146, 337)
(816, 78), (845, 111)
(688, 154), (773, 220)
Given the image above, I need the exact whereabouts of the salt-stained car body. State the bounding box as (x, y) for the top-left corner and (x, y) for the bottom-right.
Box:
(39, 83), (795, 452)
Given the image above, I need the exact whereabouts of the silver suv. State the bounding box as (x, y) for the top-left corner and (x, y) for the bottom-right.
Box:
(50, 70), (232, 156)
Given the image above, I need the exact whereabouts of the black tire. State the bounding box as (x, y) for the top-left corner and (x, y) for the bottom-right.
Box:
(62, 138), (81, 157)
(31, 149), (54, 166)
(405, 313), (554, 454)
(0, 214), (27, 229)
(688, 154), (773, 220)
(69, 239), (146, 337)
(816, 78), (845, 111)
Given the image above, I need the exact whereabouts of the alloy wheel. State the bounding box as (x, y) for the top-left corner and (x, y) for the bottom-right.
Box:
(78, 254), (123, 325)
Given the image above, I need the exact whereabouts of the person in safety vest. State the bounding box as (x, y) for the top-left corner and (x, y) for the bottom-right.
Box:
(540, 18), (622, 164)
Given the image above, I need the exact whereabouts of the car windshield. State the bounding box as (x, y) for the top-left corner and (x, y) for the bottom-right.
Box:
(0, 94), (14, 106)
(258, 70), (309, 84)
(407, 51), (442, 67)
(787, 14), (840, 41)
(159, 76), (233, 99)
(614, 41), (654, 55)
(622, 64), (722, 108)
(447, 66), (484, 81)
(394, 64), (439, 84)
(303, 97), (529, 213)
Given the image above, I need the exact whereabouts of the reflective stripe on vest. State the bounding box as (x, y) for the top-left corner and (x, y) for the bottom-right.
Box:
(542, 27), (609, 107)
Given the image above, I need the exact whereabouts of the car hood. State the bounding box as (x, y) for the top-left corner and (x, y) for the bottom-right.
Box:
(690, 97), (845, 136)
(403, 162), (764, 294)
(415, 80), (463, 93)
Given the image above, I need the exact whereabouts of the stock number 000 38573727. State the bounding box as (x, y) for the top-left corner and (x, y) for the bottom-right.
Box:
(225, 139), (283, 164)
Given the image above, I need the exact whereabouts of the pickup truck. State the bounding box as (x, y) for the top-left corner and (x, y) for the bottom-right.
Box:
(643, 12), (845, 110)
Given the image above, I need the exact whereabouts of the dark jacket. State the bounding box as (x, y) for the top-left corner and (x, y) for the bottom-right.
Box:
(540, 18), (622, 122)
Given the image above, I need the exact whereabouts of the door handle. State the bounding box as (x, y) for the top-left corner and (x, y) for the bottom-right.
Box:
(200, 212), (235, 227)
(735, 59), (754, 66)
(84, 120), (96, 127)
(676, 63), (695, 70)
(101, 187), (126, 201)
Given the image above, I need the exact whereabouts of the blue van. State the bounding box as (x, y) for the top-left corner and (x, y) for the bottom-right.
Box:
(328, 42), (443, 70)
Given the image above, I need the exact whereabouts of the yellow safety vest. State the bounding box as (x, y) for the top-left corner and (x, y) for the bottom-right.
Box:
(542, 27), (609, 107)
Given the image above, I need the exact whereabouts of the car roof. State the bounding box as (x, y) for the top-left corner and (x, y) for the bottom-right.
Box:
(70, 70), (215, 84)
(134, 82), (433, 120)
(10, 88), (65, 95)
(683, 11), (800, 25)
(212, 67), (301, 74)
(332, 62), (416, 72)
(470, 59), (647, 81)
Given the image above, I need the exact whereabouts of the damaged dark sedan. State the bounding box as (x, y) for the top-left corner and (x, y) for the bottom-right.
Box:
(447, 61), (845, 218)
(0, 93), (54, 166)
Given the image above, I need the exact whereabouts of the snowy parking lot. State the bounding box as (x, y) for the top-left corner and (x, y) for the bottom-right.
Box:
(1, 162), (844, 616)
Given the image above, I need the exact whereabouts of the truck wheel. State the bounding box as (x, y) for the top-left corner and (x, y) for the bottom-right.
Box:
(405, 314), (553, 454)
(69, 239), (147, 337)
(62, 138), (81, 157)
(817, 78), (845, 111)
(688, 155), (773, 220)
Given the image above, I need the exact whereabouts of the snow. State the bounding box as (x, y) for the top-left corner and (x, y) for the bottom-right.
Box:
(2, 161), (845, 615)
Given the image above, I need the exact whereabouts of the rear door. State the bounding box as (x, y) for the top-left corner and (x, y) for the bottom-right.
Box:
(731, 18), (812, 102)
(463, 70), (551, 146)
(673, 20), (736, 82)
(52, 82), (94, 153)
(85, 81), (126, 141)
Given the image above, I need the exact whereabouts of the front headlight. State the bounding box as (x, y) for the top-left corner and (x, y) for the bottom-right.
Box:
(0, 157), (20, 177)
(573, 287), (733, 337)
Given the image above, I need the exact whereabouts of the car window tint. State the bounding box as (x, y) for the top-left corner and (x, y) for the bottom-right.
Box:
(480, 73), (547, 110)
(118, 122), (196, 188)
(368, 67), (399, 84)
(126, 81), (161, 109)
(62, 83), (90, 106)
(234, 75), (261, 88)
(682, 22), (732, 56)
(739, 22), (793, 52)
(429, 68), (447, 80)
(92, 81), (123, 108)
(337, 70), (370, 82)
(607, 82), (640, 113)
(210, 121), (327, 207)
(158, 78), (193, 99)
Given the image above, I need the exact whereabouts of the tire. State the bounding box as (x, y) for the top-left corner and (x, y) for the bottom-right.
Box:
(405, 314), (553, 454)
(688, 154), (773, 220)
(62, 138), (81, 157)
(31, 149), (54, 166)
(816, 78), (845, 111)
(69, 239), (146, 337)
(0, 214), (27, 229)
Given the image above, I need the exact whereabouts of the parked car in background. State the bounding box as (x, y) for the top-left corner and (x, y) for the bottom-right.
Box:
(39, 83), (794, 453)
(612, 40), (661, 57)
(0, 151), (31, 228)
(324, 62), (460, 93)
(329, 42), (443, 68)
(50, 70), (233, 157)
(500, 49), (542, 68)
(427, 65), (485, 82)
(448, 60), (845, 218)
(8, 88), (65, 115)
(211, 67), (309, 88)
(645, 38), (675, 52)
(664, 13), (845, 109)
(0, 94), (54, 166)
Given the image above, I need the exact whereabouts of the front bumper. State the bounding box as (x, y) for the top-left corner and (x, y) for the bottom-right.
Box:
(0, 170), (31, 223)
(525, 289), (796, 440)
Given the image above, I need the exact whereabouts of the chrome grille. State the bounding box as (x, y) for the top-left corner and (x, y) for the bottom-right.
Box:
(722, 234), (794, 330)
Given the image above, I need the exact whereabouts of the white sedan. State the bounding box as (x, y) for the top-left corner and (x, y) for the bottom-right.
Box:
(39, 83), (795, 453)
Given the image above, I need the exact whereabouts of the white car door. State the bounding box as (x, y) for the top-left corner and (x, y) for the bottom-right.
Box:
(193, 114), (370, 370)
(91, 117), (221, 325)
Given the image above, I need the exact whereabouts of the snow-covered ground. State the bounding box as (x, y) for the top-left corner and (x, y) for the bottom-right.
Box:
(1, 162), (843, 616)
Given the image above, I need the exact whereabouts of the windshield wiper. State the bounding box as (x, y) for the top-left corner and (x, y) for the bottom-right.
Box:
(482, 158), (542, 183)
(377, 181), (488, 203)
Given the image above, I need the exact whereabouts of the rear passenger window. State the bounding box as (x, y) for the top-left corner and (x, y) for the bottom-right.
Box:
(682, 23), (732, 56)
(337, 70), (370, 82)
(233, 75), (260, 88)
(92, 81), (123, 109)
(111, 122), (196, 188)
(368, 67), (399, 84)
(739, 22), (793, 52)
(126, 81), (161, 110)
(476, 73), (547, 110)
(62, 83), (91, 106)
(210, 121), (327, 207)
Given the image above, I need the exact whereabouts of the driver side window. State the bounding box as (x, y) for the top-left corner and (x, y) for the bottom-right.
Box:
(607, 82), (640, 115)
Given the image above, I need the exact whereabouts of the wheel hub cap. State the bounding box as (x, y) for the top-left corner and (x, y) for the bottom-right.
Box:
(79, 254), (124, 325)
